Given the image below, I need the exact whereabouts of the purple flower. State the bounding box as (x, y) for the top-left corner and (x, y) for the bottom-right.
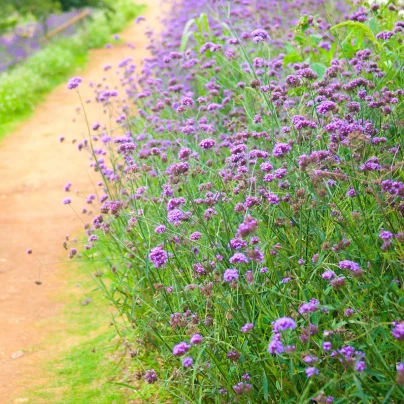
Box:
(322, 270), (336, 280)
(63, 198), (72, 205)
(356, 361), (366, 372)
(303, 355), (318, 364)
(392, 322), (404, 340)
(229, 252), (249, 264)
(241, 323), (254, 333)
(144, 369), (158, 384)
(223, 268), (239, 282)
(149, 247), (168, 268)
(323, 342), (332, 351)
(345, 308), (355, 317)
(296, 68), (318, 80)
(167, 209), (185, 224)
(272, 317), (296, 332)
(285, 75), (301, 87)
(268, 333), (284, 354)
(181, 97), (194, 107)
(339, 260), (361, 272)
(182, 356), (193, 367)
(346, 188), (358, 198)
(68, 248), (78, 259)
(251, 28), (270, 43)
(155, 225), (166, 234)
(67, 77), (82, 90)
(305, 367), (319, 378)
(190, 334), (203, 345)
(230, 238), (248, 250)
(299, 299), (320, 314)
(237, 216), (258, 238)
(260, 162), (273, 172)
(199, 138), (216, 149)
(172, 341), (191, 356)
(379, 230), (393, 240)
(190, 232), (202, 240)
(273, 142), (292, 157)
(316, 101), (337, 115)
(233, 382), (252, 395)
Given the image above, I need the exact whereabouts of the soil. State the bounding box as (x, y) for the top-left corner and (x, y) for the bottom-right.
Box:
(0, 1), (163, 402)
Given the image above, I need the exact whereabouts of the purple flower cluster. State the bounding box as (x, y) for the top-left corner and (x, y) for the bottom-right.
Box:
(63, 0), (404, 401)
(149, 246), (168, 268)
(67, 77), (83, 90)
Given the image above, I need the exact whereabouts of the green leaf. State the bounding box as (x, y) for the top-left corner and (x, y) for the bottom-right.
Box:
(180, 18), (195, 52)
(310, 62), (327, 79)
(283, 53), (302, 67)
(331, 21), (382, 50)
(201, 13), (209, 34)
(263, 370), (269, 401)
(285, 43), (296, 54)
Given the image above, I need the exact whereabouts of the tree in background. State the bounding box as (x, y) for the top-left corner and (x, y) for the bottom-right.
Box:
(59, 0), (112, 11)
(0, 0), (60, 34)
(0, 0), (114, 35)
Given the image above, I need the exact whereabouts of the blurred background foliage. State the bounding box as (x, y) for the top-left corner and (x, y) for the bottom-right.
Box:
(0, 0), (114, 34)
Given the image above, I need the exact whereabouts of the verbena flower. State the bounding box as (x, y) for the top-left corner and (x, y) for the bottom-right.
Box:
(273, 317), (296, 332)
(144, 369), (158, 384)
(149, 247), (168, 268)
(182, 356), (193, 367)
(67, 76), (82, 90)
(339, 260), (361, 272)
(190, 334), (203, 344)
(305, 367), (319, 378)
(392, 322), (404, 340)
(241, 323), (254, 333)
(223, 268), (239, 282)
(172, 342), (191, 357)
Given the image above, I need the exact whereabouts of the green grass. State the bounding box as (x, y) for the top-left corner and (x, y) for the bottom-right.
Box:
(31, 333), (129, 403)
(22, 249), (160, 403)
(0, 0), (145, 143)
(23, 263), (127, 403)
(24, 273), (131, 403)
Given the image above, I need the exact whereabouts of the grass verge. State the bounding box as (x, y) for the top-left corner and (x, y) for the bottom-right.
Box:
(22, 258), (158, 404)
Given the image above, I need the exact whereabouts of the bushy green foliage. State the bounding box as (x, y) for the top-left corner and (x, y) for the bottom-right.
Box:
(1, 0), (61, 26)
(59, 0), (111, 12)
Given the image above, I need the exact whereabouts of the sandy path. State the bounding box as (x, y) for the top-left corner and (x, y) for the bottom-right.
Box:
(0, 1), (162, 401)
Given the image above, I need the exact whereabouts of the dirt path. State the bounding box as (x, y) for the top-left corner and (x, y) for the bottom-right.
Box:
(0, 2), (163, 401)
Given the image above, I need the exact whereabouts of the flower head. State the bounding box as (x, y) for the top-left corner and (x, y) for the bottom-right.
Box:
(241, 323), (254, 333)
(144, 369), (158, 384)
(305, 367), (319, 378)
(149, 246), (168, 268)
(272, 317), (296, 332)
(223, 268), (239, 282)
(67, 77), (82, 90)
(182, 356), (193, 367)
(172, 341), (191, 356)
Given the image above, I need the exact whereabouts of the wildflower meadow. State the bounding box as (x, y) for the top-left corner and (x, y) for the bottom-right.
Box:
(61, 0), (404, 402)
